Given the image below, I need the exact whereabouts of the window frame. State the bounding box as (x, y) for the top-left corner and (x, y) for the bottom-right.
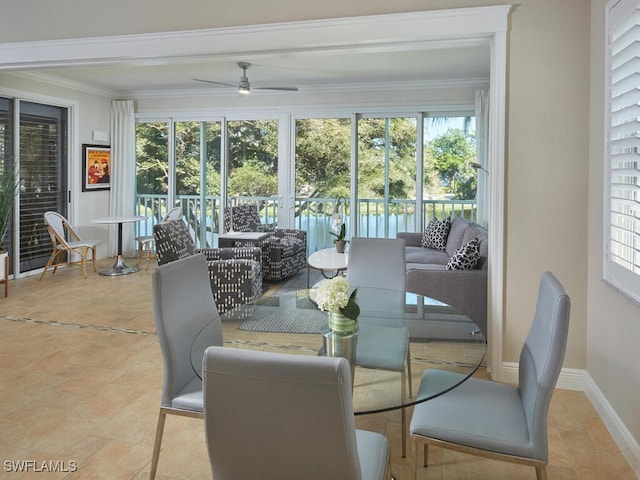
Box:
(604, 0), (640, 304)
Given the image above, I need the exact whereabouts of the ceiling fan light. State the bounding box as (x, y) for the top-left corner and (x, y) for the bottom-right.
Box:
(238, 79), (251, 95)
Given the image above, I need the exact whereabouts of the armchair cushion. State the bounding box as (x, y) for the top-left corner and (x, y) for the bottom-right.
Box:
(224, 206), (308, 281)
(154, 220), (262, 313)
(154, 218), (195, 265)
(232, 204), (263, 232)
(262, 229), (307, 280)
(199, 252), (263, 313)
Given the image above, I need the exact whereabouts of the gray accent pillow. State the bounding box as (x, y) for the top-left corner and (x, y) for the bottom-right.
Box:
(421, 217), (451, 251)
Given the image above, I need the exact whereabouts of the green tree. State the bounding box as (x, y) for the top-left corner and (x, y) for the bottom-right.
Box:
(295, 118), (351, 200)
(136, 122), (169, 195)
(357, 118), (417, 200)
(228, 120), (278, 197)
(425, 128), (476, 199)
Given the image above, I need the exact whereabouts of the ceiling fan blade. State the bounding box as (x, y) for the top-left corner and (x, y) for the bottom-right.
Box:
(254, 86), (299, 91)
(193, 79), (236, 88)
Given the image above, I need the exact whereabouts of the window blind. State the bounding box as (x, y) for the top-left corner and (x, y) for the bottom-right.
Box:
(606, 0), (640, 302)
(19, 101), (68, 272)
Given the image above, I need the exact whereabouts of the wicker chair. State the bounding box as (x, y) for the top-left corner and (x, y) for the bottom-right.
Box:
(40, 211), (102, 280)
(153, 219), (262, 313)
(223, 204), (307, 281)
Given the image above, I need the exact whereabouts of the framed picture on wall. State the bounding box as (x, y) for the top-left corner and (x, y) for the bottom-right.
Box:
(82, 144), (111, 191)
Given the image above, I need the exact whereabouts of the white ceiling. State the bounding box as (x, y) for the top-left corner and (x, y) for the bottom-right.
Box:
(21, 45), (490, 97)
(0, 9), (499, 98)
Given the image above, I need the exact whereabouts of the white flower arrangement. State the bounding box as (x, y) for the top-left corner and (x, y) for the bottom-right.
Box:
(316, 276), (360, 322)
(329, 196), (348, 244)
(331, 212), (343, 233)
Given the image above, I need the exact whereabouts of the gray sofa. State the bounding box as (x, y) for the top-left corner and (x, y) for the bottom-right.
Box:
(397, 216), (488, 337)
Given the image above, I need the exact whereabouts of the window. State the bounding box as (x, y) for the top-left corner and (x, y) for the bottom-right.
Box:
(605, 0), (640, 302)
(357, 116), (417, 238)
(135, 109), (479, 252)
(295, 117), (352, 252)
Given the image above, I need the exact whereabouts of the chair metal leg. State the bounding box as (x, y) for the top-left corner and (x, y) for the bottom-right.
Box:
(401, 369), (407, 458)
(148, 407), (202, 479)
(536, 465), (548, 480)
(149, 410), (166, 480)
(406, 344), (413, 398)
(411, 438), (427, 480)
(423, 443), (429, 467)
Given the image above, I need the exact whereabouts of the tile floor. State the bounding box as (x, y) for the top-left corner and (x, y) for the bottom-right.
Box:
(0, 258), (636, 479)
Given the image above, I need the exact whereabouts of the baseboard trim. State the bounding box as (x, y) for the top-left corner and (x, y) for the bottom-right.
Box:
(583, 372), (640, 478)
(500, 362), (586, 390)
(500, 363), (640, 478)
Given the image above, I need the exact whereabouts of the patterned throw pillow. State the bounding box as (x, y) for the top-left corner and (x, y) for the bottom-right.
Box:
(446, 237), (480, 270)
(421, 217), (451, 251)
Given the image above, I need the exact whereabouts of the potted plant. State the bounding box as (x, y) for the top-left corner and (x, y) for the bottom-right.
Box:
(330, 222), (348, 253)
(0, 161), (18, 284)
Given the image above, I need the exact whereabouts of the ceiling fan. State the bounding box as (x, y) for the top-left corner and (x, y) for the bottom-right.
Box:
(194, 62), (299, 95)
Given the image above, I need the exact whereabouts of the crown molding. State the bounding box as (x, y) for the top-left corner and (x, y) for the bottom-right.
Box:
(127, 77), (489, 99)
(6, 71), (116, 98)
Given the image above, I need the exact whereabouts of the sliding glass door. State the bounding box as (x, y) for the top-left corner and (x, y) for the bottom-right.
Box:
(422, 116), (477, 225)
(227, 119), (279, 226)
(134, 110), (479, 252)
(174, 121), (221, 247)
(294, 117), (351, 252)
(0, 98), (69, 276)
(357, 116), (417, 238)
(19, 101), (68, 273)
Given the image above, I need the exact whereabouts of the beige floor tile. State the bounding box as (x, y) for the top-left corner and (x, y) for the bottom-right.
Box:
(73, 440), (151, 479)
(0, 260), (636, 480)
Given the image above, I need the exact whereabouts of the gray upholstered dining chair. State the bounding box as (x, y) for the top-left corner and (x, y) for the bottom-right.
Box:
(39, 211), (102, 280)
(347, 236), (412, 457)
(347, 236), (407, 292)
(134, 206), (182, 271)
(202, 346), (392, 480)
(149, 253), (223, 480)
(410, 271), (570, 480)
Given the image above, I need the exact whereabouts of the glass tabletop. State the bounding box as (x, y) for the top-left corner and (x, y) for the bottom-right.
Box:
(191, 287), (486, 415)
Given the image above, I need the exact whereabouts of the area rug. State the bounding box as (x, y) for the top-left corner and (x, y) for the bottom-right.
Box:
(238, 291), (328, 334)
(270, 268), (326, 295)
(238, 268), (347, 334)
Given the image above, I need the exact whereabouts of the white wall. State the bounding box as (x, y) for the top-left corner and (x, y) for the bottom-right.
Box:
(589, 0), (640, 458)
(502, 1), (590, 368)
(0, 72), (113, 258)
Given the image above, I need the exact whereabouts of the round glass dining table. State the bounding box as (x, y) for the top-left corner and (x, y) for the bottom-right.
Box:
(191, 286), (486, 415)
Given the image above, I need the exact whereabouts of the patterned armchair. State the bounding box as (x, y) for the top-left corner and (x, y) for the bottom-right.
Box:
(223, 205), (307, 281)
(153, 219), (262, 313)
